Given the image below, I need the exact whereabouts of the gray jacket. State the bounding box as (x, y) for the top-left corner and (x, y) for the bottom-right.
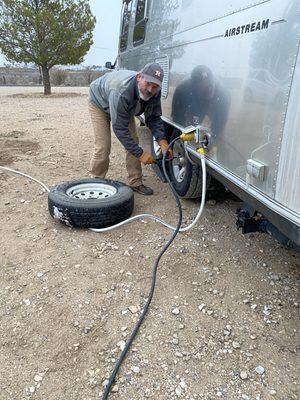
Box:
(89, 70), (166, 158)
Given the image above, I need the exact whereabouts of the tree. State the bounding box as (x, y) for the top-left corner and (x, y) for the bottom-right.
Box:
(0, 0), (96, 94)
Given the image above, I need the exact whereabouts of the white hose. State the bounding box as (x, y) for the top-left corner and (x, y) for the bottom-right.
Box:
(0, 165), (50, 193)
(0, 155), (206, 233)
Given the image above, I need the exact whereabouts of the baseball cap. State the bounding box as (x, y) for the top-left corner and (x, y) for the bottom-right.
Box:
(191, 65), (213, 82)
(141, 63), (164, 87)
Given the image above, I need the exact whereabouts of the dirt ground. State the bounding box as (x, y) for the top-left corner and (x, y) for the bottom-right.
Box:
(0, 86), (299, 400)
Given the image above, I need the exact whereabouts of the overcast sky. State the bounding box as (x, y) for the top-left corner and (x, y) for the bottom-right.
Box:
(0, 0), (122, 67)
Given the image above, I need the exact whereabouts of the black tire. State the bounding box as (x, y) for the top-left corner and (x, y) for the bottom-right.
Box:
(169, 132), (206, 199)
(48, 178), (134, 229)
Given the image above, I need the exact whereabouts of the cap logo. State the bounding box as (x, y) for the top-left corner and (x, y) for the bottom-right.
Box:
(155, 70), (161, 77)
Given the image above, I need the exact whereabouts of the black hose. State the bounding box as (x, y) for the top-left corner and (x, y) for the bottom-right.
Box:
(103, 137), (182, 399)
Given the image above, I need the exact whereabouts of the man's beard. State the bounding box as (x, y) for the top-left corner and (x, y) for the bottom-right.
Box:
(138, 83), (153, 101)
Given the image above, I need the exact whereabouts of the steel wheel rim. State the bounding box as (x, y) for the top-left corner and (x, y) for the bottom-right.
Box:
(66, 183), (117, 200)
(172, 141), (186, 183)
(153, 137), (161, 157)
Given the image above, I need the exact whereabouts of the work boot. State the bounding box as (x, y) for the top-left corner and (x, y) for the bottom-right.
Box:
(130, 184), (154, 196)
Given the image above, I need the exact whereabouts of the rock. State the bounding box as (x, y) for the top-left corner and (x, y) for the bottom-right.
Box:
(241, 395), (250, 400)
(270, 389), (277, 395)
(179, 380), (187, 390)
(23, 299), (31, 306)
(128, 306), (138, 314)
(117, 340), (126, 351)
(131, 366), (140, 374)
(175, 386), (182, 396)
(207, 199), (217, 206)
(232, 341), (241, 349)
(34, 374), (43, 383)
(270, 274), (279, 281)
(255, 365), (265, 375)
(111, 384), (119, 393)
(172, 308), (180, 315)
(240, 371), (248, 380)
(102, 379), (109, 388)
(198, 304), (206, 311)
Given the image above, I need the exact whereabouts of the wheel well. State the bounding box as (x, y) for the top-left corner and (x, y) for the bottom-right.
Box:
(163, 121), (180, 140)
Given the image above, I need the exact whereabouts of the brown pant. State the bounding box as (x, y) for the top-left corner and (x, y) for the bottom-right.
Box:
(88, 101), (143, 187)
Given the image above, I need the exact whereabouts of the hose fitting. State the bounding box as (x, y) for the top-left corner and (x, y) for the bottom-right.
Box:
(197, 147), (205, 158)
(180, 132), (196, 141)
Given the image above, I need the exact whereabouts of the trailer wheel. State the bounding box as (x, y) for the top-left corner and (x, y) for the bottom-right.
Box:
(48, 178), (134, 228)
(169, 133), (206, 199)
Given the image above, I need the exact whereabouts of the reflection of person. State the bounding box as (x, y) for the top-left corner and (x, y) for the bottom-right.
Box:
(89, 63), (171, 196)
(172, 65), (230, 144)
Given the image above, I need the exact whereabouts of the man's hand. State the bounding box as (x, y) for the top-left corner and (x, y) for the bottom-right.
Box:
(159, 139), (173, 159)
(139, 151), (156, 165)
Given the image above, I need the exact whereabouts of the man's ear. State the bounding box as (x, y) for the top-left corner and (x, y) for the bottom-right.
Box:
(137, 72), (142, 81)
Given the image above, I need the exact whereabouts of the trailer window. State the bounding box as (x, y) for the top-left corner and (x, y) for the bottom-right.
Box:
(133, 0), (148, 46)
(119, 0), (132, 52)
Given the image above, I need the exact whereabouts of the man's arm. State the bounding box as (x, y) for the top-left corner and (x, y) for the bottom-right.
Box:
(109, 91), (143, 158)
(145, 96), (167, 142)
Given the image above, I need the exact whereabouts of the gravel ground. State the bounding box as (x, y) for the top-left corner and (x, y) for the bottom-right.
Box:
(0, 86), (299, 400)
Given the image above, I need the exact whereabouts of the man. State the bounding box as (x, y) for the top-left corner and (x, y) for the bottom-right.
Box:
(88, 62), (171, 195)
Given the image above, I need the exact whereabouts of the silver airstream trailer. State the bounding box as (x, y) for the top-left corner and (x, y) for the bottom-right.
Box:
(108, 0), (300, 247)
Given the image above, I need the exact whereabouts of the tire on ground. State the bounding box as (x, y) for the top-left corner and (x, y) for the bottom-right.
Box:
(48, 178), (134, 228)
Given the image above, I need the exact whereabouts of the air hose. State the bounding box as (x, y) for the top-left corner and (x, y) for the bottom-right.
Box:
(0, 165), (51, 193)
(0, 136), (207, 399)
(0, 140), (207, 233)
